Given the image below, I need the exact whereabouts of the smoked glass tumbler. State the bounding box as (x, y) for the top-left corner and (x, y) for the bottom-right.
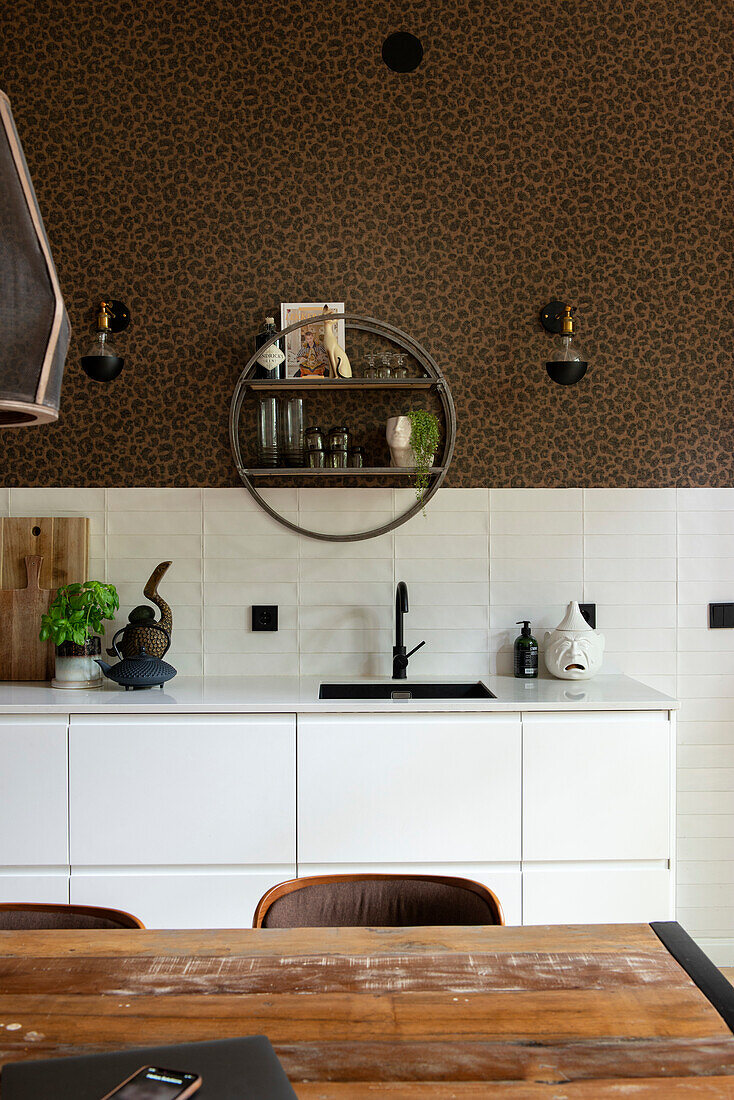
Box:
(257, 396), (279, 467)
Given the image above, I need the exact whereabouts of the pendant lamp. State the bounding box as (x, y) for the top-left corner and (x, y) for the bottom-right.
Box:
(0, 90), (70, 425)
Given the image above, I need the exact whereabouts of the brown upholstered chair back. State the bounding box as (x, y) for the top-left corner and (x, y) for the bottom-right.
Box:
(253, 874), (504, 928)
(0, 903), (145, 930)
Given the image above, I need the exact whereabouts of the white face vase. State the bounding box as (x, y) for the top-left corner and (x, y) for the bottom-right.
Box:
(544, 601), (605, 680)
(386, 416), (414, 467)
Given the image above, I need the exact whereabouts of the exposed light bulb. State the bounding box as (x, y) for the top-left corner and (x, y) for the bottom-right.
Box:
(545, 305), (588, 386)
(81, 302), (125, 382)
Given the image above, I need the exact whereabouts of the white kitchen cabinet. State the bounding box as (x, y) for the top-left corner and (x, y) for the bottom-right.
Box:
(0, 716), (68, 867)
(0, 694), (675, 930)
(69, 715), (295, 866)
(522, 713), (670, 862)
(523, 866), (671, 925)
(298, 714), (521, 864)
(70, 869), (287, 929)
(0, 873), (68, 904)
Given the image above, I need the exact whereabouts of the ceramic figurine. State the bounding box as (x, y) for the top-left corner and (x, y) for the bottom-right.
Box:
(544, 600), (605, 680)
(322, 305), (352, 378)
(386, 415), (413, 467)
(109, 560), (173, 659)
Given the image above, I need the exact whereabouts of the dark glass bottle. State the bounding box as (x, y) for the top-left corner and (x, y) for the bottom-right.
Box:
(513, 620), (538, 678)
(254, 316), (285, 380)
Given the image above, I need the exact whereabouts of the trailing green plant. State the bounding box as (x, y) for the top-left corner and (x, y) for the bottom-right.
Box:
(39, 581), (119, 648)
(407, 408), (440, 508)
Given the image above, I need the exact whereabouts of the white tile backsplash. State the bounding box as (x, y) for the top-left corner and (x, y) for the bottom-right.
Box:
(108, 510), (202, 535)
(584, 510), (677, 535)
(584, 488), (677, 510)
(10, 487), (106, 512)
(203, 533), (298, 559)
(108, 488), (202, 511)
(491, 488), (582, 511)
(15, 484), (734, 961)
(203, 558), (299, 583)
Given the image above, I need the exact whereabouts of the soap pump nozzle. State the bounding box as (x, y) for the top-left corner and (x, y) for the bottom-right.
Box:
(516, 620), (532, 637)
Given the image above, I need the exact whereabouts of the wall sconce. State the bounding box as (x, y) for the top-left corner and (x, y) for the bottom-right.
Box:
(81, 299), (130, 382)
(540, 301), (588, 386)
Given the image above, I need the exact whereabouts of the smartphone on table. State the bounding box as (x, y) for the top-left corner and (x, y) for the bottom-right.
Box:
(100, 1065), (202, 1099)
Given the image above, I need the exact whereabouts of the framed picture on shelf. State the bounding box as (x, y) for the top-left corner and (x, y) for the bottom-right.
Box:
(280, 302), (345, 379)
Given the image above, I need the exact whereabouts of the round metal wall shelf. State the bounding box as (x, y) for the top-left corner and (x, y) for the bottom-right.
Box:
(229, 314), (456, 542)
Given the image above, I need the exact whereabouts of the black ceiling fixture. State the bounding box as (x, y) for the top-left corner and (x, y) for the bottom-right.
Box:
(382, 32), (423, 73)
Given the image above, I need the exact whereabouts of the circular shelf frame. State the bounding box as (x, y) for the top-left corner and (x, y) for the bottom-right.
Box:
(229, 314), (456, 542)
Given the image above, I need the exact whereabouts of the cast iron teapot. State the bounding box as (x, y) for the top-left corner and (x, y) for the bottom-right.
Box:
(96, 624), (177, 691)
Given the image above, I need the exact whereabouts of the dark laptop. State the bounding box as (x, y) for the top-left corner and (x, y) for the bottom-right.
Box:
(0, 1036), (296, 1099)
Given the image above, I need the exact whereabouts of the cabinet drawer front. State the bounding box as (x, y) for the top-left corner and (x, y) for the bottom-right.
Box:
(70, 715), (295, 866)
(0, 873), (69, 905)
(70, 868), (293, 929)
(523, 713), (670, 861)
(0, 717), (68, 866)
(298, 714), (521, 864)
(523, 866), (672, 925)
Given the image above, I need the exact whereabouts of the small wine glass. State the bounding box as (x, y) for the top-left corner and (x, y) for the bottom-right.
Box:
(364, 352), (377, 379)
(392, 353), (408, 379)
(376, 352), (392, 379)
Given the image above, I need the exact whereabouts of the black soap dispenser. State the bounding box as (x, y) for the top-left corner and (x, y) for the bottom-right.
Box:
(514, 621), (538, 679)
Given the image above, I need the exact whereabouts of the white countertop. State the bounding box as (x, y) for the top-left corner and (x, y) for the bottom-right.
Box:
(0, 674), (678, 714)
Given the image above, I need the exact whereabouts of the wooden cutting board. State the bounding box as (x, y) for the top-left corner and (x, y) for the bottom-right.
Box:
(0, 518), (90, 680)
(0, 516), (89, 590)
(0, 556), (54, 680)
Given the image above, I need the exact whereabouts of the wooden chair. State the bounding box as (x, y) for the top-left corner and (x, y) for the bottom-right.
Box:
(0, 903), (145, 930)
(253, 874), (504, 928)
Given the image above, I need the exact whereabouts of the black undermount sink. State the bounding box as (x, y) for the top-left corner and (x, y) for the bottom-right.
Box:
(319, 681), (495, 700)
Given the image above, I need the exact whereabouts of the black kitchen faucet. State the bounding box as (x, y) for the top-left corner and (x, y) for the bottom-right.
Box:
(392, 581), (426, 679)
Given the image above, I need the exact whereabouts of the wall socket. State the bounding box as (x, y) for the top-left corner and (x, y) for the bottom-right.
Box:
(709, 603), (734, 628)
(252, 605), (278, 632)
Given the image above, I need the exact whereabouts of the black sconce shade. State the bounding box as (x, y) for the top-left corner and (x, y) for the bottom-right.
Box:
(382, 32), (424, 73)
(0, 90), (70, 425)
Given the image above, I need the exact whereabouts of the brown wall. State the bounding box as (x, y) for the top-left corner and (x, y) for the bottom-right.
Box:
(0, 0), (731, 487)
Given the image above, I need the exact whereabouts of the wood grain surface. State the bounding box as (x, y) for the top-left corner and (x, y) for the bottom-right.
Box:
(0, 556), (53, 680)
(0, 925), (732, 1096)
(0, 517), (89, 590)
(0, 517), (90, 680)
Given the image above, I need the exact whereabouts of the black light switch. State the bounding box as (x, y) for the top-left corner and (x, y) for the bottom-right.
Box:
(709, 603), (734, 628)
(252, 605), (278, 632)
(579, 603), (596, 629)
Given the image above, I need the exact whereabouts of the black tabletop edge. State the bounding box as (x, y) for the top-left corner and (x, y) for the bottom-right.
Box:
(651, 920), (734, 1033)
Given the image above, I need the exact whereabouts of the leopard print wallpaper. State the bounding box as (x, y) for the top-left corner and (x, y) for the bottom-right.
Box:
(0, 0), (731, 487)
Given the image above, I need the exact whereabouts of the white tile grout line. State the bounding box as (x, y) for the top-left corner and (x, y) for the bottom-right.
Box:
(487, 487), (492, 677)
(297, 488), (303, 678)
(200, 487), (205, 676)
(103, 487), (108, 583)
(582, 488), (586, 602)
(675, 487), (680, 728)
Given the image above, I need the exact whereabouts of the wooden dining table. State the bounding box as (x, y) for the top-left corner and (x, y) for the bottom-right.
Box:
(2, 921), (734, 1096)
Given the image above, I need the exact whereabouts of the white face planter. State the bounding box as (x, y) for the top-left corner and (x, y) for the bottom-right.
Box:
(544, 601), (605, 680)
(386, 416), (414, 467)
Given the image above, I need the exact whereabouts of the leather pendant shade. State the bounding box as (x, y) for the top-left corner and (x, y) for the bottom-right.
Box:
(0, 91), (70, 425)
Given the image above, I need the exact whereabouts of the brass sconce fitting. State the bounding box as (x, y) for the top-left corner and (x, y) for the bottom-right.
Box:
(81, 298), (131, 383)
(540, 300), (588, 386)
